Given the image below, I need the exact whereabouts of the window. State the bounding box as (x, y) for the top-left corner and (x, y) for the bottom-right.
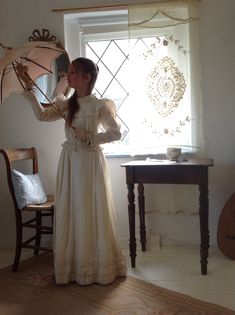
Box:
(64, 1), (202, 156)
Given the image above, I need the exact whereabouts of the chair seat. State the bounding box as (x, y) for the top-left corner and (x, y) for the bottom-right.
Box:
(23, 195), (54, 211)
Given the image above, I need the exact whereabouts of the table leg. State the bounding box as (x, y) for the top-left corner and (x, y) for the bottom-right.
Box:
(138, 183), (146, 251)
(127, 183), (136, 267)
(199, 184), (209, 275)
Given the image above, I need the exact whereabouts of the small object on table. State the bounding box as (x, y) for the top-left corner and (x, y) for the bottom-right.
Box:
(167, 147), (181, 161)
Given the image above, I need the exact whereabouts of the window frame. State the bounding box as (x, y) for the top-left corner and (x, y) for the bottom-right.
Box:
(64, 10), (200, 158)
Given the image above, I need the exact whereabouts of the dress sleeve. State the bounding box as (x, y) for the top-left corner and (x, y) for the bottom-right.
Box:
(94, 99), (121, 145)
(22, 91), (68, 122)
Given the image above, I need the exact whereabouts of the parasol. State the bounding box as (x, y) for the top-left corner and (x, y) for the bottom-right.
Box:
(0, 40), (68, 120)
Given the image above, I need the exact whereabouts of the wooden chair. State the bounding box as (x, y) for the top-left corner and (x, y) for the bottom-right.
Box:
(0, 147), (54, 271)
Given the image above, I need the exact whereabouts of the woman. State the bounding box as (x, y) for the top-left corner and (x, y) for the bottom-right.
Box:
(19, 57), (127, 285)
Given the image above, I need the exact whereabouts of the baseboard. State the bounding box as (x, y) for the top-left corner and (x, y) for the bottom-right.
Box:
(0, 235), (217, 251)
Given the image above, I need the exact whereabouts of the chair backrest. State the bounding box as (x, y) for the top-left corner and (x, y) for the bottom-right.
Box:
(0, 147), (39, 211)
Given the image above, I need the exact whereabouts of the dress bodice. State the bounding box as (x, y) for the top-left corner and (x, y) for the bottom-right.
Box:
(65, 94), (102, 140)
(23, 92), (121, 150)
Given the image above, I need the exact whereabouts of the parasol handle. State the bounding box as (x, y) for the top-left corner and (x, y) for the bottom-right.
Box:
(25, 73), (68, 122)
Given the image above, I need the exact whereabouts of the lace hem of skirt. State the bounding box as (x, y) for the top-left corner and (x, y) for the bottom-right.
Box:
(54, 257), (127, 285)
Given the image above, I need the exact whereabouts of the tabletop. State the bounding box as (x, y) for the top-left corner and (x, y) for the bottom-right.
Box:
(121, 158), (214, 167)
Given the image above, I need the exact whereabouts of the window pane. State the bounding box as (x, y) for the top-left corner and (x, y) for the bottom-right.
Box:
(85, 28), (193, 155)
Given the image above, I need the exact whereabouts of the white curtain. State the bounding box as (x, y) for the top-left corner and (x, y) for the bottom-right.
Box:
(128, 0), (198, 28)
(127, 0), (203, 156)
(128, 0), (201, 214)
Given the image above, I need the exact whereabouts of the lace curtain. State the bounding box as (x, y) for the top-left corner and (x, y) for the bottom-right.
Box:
(128, 0), (201, 214)
(128, 0), (198, 28)
(127, 0), (203, 156)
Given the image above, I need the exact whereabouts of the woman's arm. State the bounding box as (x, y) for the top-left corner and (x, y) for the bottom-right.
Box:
(22, 91), (68, 122)
(94, 99), (121, 144)
(17, 63), (68, 122)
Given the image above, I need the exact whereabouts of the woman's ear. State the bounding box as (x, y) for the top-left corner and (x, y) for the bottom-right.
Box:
(85, 73), (91, 83)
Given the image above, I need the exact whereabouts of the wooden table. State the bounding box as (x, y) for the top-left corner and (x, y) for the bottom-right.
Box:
(121, 159), (214, 275)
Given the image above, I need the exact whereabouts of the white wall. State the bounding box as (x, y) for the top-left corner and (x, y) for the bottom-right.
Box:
(0, 0), (235, 250)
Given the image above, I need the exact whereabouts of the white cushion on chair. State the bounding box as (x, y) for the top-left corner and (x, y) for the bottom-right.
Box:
(11, 169), (47, 209)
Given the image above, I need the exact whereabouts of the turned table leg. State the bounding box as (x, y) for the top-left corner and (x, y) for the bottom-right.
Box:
(199, 184), (209, 275)
(127, 183), (136, 267)
(138, 183), (146, 251)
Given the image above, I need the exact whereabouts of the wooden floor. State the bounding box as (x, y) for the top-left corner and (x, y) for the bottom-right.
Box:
(1, 245), (235, 311)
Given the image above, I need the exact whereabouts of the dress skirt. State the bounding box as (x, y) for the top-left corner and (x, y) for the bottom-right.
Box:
(53, 143), (127, 285)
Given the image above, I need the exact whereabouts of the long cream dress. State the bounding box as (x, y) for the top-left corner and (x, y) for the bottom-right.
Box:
(23, 92), (127, 285)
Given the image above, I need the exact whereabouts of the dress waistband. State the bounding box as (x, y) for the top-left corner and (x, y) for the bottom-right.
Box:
(61, 139), (101, 152)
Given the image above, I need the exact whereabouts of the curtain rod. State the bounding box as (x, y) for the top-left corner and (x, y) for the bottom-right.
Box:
(51, 0), (200, 14)
(51, 4), (128, 13)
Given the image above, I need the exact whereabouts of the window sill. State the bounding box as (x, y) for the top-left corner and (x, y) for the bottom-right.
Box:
(105, 151), (202, 159)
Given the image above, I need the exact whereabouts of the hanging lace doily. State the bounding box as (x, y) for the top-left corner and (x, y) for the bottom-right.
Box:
(145, 56), (186, 117)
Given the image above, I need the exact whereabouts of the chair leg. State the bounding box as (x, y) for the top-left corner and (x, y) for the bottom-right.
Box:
(34, 212), (41, 255)
(51, 209), (54, 229)
(12, 215), (22, 272)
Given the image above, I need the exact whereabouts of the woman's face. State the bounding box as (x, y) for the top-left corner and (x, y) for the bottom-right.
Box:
(67, 64), (85, 90)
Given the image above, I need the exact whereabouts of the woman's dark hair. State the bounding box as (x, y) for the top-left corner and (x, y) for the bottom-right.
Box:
(67, 57), (99, 126)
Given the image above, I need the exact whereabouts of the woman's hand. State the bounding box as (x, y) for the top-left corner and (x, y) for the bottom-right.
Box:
(16, 64), (34, 91)
(71, 126), (87, 140)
